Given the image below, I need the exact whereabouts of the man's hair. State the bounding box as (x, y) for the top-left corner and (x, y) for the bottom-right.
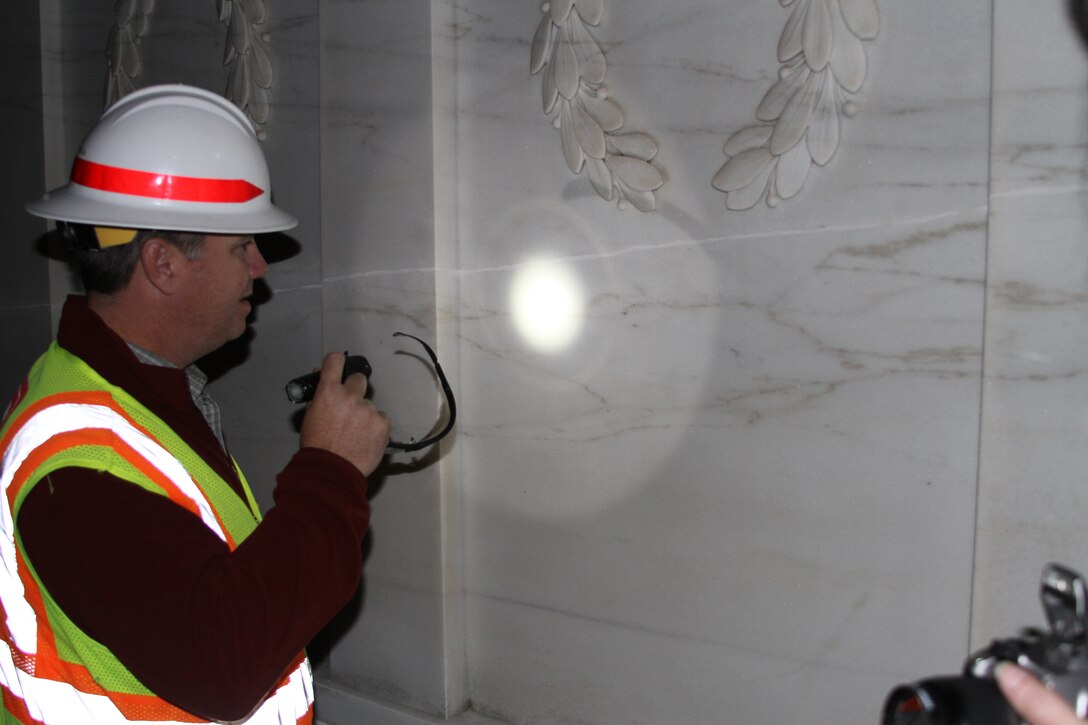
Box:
(64, 228), (205, 294)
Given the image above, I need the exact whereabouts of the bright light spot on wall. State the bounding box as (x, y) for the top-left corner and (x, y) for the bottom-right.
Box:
(510, 258), (585, 353)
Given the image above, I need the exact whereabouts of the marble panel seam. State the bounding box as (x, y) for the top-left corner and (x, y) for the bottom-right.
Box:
(317, 205), (987, 285)
(469, 591), (902, 680)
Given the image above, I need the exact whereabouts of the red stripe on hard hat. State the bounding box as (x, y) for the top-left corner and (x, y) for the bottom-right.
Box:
(71, 158), (263, 203)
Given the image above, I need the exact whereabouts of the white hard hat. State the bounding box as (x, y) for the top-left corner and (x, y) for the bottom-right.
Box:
(27, 84), (297, 235)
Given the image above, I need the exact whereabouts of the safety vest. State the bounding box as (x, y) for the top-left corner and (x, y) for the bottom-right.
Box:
(0, 343), (314, 724)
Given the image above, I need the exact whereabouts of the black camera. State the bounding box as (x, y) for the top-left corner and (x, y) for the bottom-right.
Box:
(882, 563), (1088, 724)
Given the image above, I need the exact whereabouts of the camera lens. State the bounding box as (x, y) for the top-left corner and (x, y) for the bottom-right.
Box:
(881, 677), (1019, 725)
(882, 685), (942, 725)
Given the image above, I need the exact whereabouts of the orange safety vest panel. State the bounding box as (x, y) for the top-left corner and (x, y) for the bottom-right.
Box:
(0, 344), (313, 724)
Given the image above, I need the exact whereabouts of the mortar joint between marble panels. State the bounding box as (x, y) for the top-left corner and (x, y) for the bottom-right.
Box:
(316, 206), (987, 284)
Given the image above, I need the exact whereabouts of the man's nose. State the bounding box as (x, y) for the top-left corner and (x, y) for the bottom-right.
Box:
(248, 244), (269, 278)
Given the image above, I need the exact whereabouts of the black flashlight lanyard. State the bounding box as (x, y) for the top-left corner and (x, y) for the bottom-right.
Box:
(285, 332), (456, 452)
(385, 332), (457, 452)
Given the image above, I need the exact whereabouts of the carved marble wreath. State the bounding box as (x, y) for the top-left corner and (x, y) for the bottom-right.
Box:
(105, 0), (275, 137)
(530, 0), (879, 212)
(712, 0), (880, 210)
(530, 0), (666, 212)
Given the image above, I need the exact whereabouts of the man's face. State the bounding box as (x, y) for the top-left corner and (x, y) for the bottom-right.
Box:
(175, 233), (269, 359)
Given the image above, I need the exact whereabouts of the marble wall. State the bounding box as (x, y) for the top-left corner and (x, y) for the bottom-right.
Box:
(447, 1), (987, 723)
(974, 0), (1088, 647)
(6, 0), (1088, 723)
(0, 2), (52, 393)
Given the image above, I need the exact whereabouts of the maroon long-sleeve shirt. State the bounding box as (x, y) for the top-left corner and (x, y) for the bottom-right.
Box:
(15, 295), (370, 721)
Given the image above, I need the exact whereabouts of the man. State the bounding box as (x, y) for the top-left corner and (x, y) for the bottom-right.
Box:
(0, 85), (390, 723)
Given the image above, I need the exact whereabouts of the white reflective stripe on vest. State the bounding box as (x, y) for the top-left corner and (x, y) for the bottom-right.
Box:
(2, 663), (183, 724)
(0, 402), (227, 657)
(0, 401), (314, 722)
(245, 658), (314, 725)
(0, 402), (227, 650)
(0, 645), (313, 724)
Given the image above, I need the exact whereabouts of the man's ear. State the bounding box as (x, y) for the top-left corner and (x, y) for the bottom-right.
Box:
(138, 236), (184, 294)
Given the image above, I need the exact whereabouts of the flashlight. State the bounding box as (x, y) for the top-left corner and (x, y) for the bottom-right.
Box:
(285, 333), (456, 452)
(285, 354), (372, 404)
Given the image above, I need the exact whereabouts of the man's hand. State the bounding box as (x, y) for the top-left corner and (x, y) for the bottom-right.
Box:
(299, 352), (390, 476)
(997, 663), (1084, 724)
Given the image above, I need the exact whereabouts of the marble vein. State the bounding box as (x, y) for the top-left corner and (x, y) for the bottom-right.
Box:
(312, 206), (986, 284)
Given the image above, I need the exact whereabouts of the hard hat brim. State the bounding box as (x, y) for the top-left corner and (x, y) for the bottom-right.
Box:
(27, 183), (299, 235)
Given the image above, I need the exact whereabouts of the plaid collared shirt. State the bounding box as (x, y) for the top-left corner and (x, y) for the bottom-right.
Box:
(127, 344), (227, 452)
